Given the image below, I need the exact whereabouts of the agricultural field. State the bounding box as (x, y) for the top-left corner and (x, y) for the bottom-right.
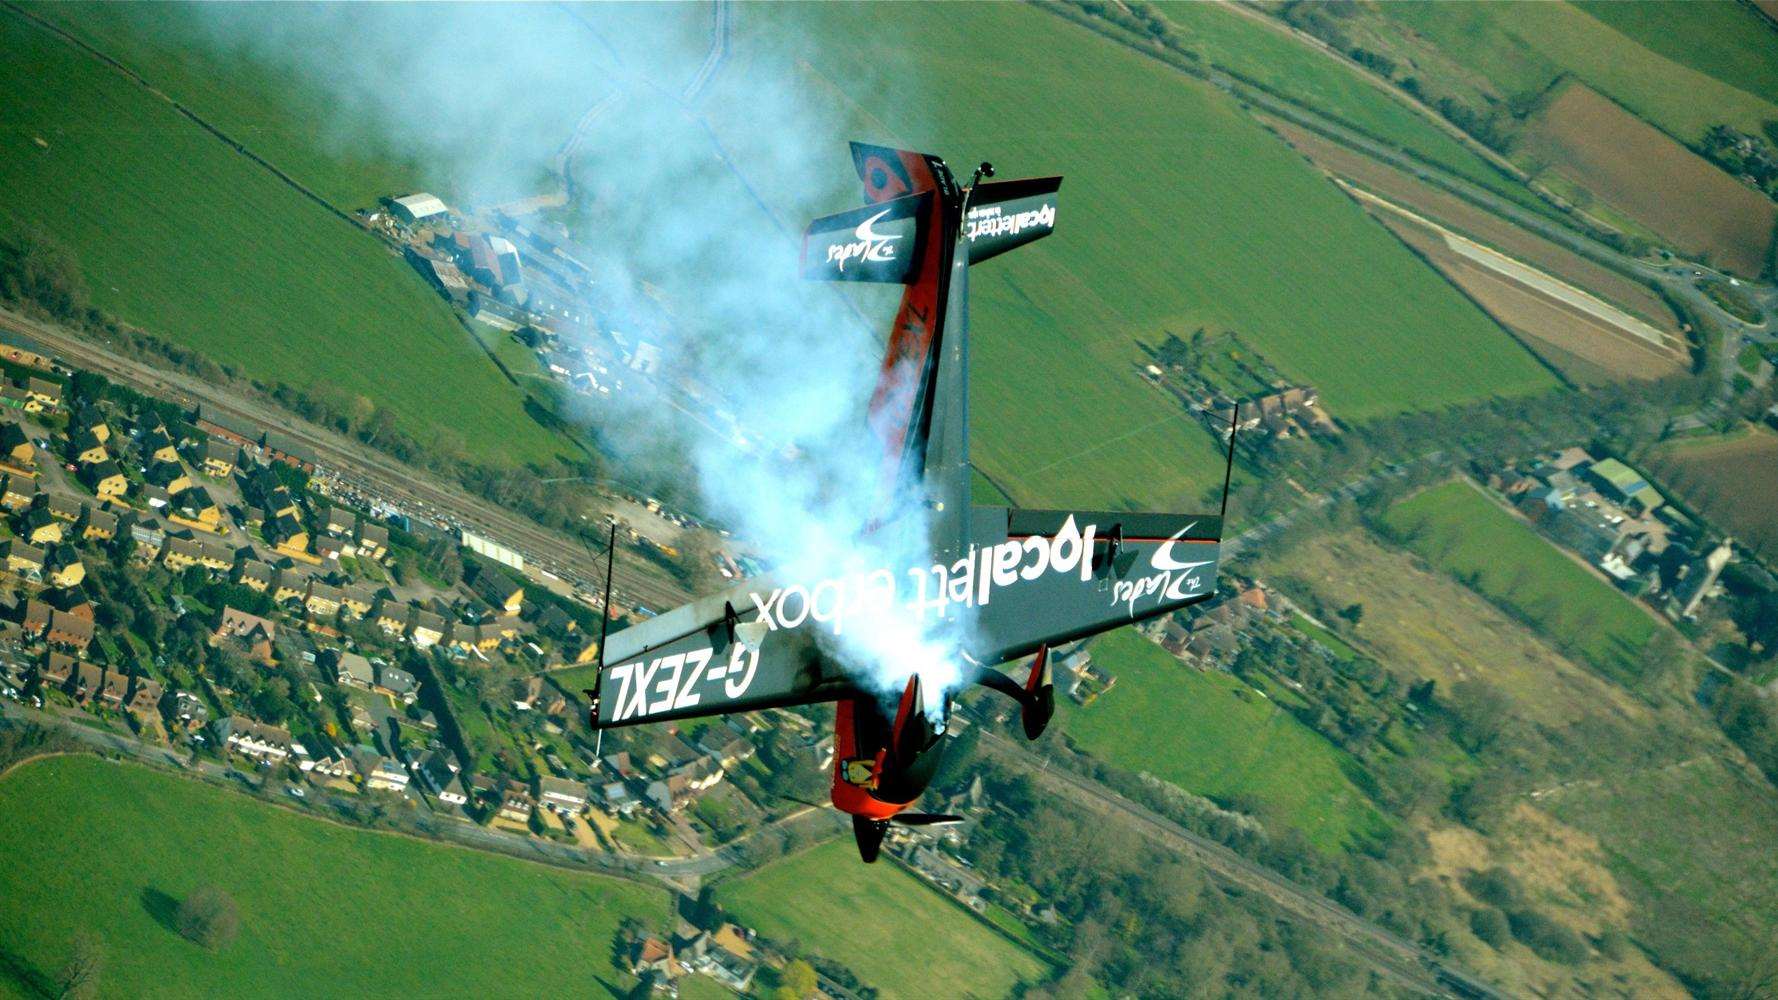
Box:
(1379, 1), (1778, 144)
(1373, 210), (1685, 384)
(1059, 627), (1386, 853)
(1542, 754), (1778, 988)
(1519, 82), (1777, 278)
(1569, 0), (1778, 108)
(1648, 425), (1778, 560)
(0, 755), (668, 998)
(0, 11), (571, 468)
(1145, 1), (1554, 218)
(698, 2), (1558, 508)
(714, 840), (1050, 999)
(1382, 479), (1660, 684)
(1266, 117), (1684, 336)
(1259, 530), (1650, 730)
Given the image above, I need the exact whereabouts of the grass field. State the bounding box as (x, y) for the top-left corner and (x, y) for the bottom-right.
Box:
(1381, 1), (1778, 144)
(1521, 82), (1776, 278)
(715, 840), (1049, 999)
(1648, 424), (1778, 561)
(1383, 480), (1660, 684)
(0, 755), (667, 998)
(1570, 0), (1778, 109)
(1058, 628), (1386, 852)
(0, 11), (570, 468)
(702, 3), (1557, 508)
(1543, 754), (1778, 987)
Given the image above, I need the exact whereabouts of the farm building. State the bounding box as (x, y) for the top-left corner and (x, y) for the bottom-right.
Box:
(390, 192), (449, 226)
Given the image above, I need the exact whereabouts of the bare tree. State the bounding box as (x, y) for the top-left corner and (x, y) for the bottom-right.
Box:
(176, 885), (241, 951)
(54, 929), (102, 1000)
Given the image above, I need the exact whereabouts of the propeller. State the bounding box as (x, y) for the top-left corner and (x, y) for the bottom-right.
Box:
(780, 795), (963, 828)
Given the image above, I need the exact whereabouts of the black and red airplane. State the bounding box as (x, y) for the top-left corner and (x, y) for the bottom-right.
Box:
(588, 143), (1229, 862)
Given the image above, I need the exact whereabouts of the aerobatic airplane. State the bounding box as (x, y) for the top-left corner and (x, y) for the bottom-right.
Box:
(588, 143), (1230, 862)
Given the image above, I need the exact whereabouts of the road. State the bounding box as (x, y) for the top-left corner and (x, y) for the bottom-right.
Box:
(0, 307), (697, 616)
(979, 733), (1497, 1000)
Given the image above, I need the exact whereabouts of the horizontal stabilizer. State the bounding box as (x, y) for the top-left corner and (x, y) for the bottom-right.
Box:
(965, 177), (1061, 265)
(801, 191), (929, 283)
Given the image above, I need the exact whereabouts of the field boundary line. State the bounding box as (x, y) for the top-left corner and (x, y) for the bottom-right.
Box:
(1, 2), (371, 238)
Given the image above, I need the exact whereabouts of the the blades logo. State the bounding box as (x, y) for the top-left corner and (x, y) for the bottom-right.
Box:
(825, 209), (900, 272)
(1109, 524), (1214, 616)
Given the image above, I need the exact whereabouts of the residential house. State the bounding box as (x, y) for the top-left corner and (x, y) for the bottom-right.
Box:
(160, 537), (203, 572)
(145, 460), (192, 497)
(538, 776), (589, 814)
(266, 513), (309, 556)
(356, 522), (389, 560)
(126, 676), (164, 718)
(38, 651), (75, 687)
(80, 507), (118, 542)
(172, 488), (224, 532)
(631, 938), (677, 981)
(234, 560), (278, 593)
(70, 430), (108, 466)
(320, 507), (356, 538)
(408, 610), (447, 649)
(212, 606), (277, 663)
(141, 426), (179, 464)
(95, 669), (128, 710)
(80, 461), (129, 502)
(315, 535), (349, 561)
(373, 601), (411, 636)
(169, 690), (209, 727)
(272, 575), (306, 605)
(1, 539), (45, 580)
(333, 651), (376, 689)
(200, 438), (238, 477)
(471, 569), (524, 617)
(214, 715), (292, 762)
(0, 422), (34, 475)
(0, 385), (30, 412)
(23, 376), (62, 411)
(598, 781), (637, 816)
(69, 659), (102, 705)
(45, 609), (93, 652)
(415, 751), (464, 803)
(0, 476), (35, 510)
(71, 407), (109, 445)
(304, 581), (345, 618)
(375, 664), (418, 704)
(645, 774), (691, 813)
(21, 506), (61, 545)
(497, 783), (535, 823)
(45, 494), (81, 523)
(363, 756), (410, 794)
(45, 546), (84, 588)
(340, 585), (376, 619)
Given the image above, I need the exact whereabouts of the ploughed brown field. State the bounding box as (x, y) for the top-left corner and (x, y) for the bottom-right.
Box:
(1376, 212), (1686, 384)
(1522, 82), (1777, 278)
(1265, 116), (1682, 334)
(1649, 425), (1778, 560)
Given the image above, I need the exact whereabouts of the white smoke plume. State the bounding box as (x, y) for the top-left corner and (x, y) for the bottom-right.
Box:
(184, 4), (968, 713)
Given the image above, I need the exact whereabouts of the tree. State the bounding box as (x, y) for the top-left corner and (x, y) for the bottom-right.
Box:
(54, 929), (103, 1000)
(176, 885), (241, 950)
(1337, 602), (1364, 626)
(779, 959), (818, 999)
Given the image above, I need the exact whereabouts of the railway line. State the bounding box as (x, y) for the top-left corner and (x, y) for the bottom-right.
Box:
(0, 308), (696, 615)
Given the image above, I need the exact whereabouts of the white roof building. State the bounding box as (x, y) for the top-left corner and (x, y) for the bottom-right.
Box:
(390, 193), (449, 225)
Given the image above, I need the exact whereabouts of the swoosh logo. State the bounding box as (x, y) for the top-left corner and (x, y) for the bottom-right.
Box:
(854, 208), (894, 243)
(1151, 523), (1213, 571)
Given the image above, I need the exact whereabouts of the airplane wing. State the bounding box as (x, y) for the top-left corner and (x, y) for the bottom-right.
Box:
(963, 506), (1223, 666)
(589, 576), (862, 728)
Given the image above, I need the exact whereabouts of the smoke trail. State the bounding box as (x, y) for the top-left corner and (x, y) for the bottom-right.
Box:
(183, 4), (968, 713)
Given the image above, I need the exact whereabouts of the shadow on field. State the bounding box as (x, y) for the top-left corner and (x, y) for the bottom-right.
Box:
(0, 940), (51, 998)
(140, 885), (181, 936)
(591, 973), (627, 998)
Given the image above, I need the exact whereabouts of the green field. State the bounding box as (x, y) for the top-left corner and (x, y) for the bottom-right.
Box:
(1151, 2), (1553, 218)
(1059, 628), (1386, 852)
(0, 11), (569, 468)
(715, 840), (1049, 1000)
(1571, 0), (1778, 108)
(700, 3), (1557, 508)
(1381, 1), (1778, 143)
(0, 755), (666, 998)
(1383, 480), (1658, 683)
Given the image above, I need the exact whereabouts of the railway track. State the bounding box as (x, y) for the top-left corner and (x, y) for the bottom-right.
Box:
(0, 309), (695, 614)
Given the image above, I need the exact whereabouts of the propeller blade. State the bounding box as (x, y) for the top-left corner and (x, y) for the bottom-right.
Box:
(892, 812), (965, 827)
